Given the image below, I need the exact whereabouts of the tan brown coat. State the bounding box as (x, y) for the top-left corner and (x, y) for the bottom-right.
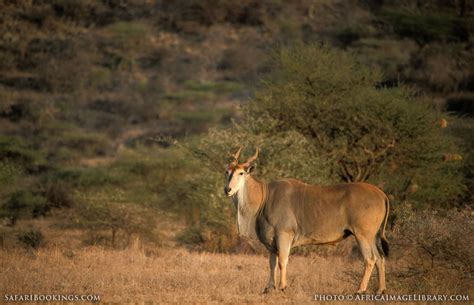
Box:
(225, 148), (389, 294)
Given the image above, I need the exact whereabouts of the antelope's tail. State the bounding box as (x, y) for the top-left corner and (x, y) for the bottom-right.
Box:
(379, 195), (390, 257)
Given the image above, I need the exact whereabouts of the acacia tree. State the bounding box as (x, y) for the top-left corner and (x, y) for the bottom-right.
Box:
(75, 200), (155, 248)
(247, 44), (465, 205)
(179, 44), (466, 252)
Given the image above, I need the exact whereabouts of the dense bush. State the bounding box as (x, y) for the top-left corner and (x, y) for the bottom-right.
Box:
(381, 10), (470, 47)
(17, 228), (44, 249)
(247, 44), (466, 206)
(0, 135), (46, 169)
(390, 203), (473, 290)
(176, 44), (467, 251)
(42, 180), (74, 209)
(73, 197), (156, 248)
(0, 190), (51, 222)
(0, 160), (21, 197)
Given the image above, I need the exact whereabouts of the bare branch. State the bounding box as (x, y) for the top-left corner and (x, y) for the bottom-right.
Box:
(339, 159), (353, 182)
(354, 158), (362, 182)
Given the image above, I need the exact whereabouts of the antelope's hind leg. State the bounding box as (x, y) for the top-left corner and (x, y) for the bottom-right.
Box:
(355, 236), (376, 294)
(277, 232), (293, 291)
(374, 242), (386, 294)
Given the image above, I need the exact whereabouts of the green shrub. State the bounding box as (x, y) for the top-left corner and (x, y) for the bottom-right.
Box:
(56, 130), (113, 157)
(86, 67), (114, 90)
(42, 180), (74, 208)
(183, 80), (244, 95)
(158, 0), (268, 30)
(247, 43), (466, 206)
(1, 190), (49, 221)
(335, 27), (361, 48)
(177, 227), (204, 245)
(100, 21), (151, 70)
(0, 135), (45, 168)
(105, 21), (149, 46)
(52, 167), (123, 188)
(50, 0), (105, 25)
(381, 10), (469, 46)
(17, 228), (44, 249)
(74, 198), (156, 248)
(0, 161), (21, 193)
(0, 177), (74, 223)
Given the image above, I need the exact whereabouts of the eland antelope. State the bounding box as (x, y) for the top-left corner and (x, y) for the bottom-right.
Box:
(224, 147), (390, 294)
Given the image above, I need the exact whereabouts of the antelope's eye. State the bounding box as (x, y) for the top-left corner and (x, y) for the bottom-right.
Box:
(239, 172), (244, 175)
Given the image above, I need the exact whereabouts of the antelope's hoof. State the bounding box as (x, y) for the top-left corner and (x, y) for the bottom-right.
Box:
(262, 286), (275, 294)
(280, 287), (287, 293)
(376, 289), (386, 295)
(355, 290), (366, 295)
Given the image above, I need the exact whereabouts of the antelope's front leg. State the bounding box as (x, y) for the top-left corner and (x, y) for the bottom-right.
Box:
(263, 252), (278, 294)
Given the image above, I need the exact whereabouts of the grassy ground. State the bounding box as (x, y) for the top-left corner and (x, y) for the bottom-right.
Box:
(1, 239), (470, 304)
(1, 206), (472, 304)
(0, 246), (374, 303)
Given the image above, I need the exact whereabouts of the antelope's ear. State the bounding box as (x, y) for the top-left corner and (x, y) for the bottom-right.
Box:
(245, 165), (255, 173)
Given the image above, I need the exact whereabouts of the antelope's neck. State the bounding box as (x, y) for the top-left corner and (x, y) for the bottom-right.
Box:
(241, 175), (267, 211)
(234, 175), (266, 240)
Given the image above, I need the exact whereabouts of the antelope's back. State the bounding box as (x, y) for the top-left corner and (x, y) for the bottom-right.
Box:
(263, 180), (387, 242)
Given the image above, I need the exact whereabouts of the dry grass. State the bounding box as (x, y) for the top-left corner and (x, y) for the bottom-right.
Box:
(0, 242), (470, 304)
(0, 246), (342, 303)
(1, 207), (472, 304)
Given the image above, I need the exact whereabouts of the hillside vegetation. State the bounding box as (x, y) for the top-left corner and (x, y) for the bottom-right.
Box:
(0, 0), (473, 257)
(1, 1), (473, 302)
